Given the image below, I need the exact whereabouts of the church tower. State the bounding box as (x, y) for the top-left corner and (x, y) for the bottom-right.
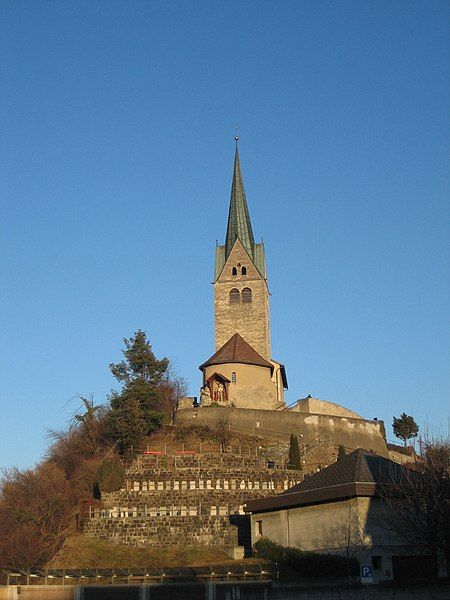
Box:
(213, 142), (271, 360)
(199, 141), (287, 411)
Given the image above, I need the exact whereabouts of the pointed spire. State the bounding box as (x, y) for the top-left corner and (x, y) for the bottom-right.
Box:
(225, 140), (255, 259)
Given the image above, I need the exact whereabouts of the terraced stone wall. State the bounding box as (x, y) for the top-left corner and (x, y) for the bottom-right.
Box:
(83, 515), (238, 548)
(83, 453), (299, 548)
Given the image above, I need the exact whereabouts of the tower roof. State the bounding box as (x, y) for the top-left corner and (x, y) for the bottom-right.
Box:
(225, 145), (255, 260)
(199, 333), (273, 371)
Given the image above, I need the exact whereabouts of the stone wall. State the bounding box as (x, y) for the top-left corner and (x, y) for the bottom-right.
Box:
(214, 239), (271, 360)
(387, 444), (416, 465)
(292, 397), (363, 419)
(3, 583), (449, 600)
(175, 407), (389, 457)
(83, 515), (238, 548)
(83, 452), (298, 548)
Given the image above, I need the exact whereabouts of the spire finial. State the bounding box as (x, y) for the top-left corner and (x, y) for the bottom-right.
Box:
(234, 127), (239, 147)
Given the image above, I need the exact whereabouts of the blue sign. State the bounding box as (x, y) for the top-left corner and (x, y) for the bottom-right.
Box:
(360, 565), (374, 583)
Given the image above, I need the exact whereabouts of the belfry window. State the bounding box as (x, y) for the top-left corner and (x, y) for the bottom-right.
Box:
(241, 266), (247, 276)
(231, 372), (236, 384)
(242, 287), (252, 303)
(232, 267), (238, 276)
(229, 288), (240, 304)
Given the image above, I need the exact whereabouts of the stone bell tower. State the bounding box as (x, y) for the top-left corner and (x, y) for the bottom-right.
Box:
(199, 140), (287, 410)
(213, 140), (271, 361)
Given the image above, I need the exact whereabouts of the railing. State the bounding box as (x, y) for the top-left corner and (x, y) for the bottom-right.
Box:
(2, 563), (278, 586)
(123, 452), (290, 471)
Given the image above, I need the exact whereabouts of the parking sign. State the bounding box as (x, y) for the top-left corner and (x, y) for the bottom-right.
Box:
(360, 564), (374, 583)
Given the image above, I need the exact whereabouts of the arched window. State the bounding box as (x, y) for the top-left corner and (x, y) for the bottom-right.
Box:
(242, 287), (252, 303)
(231, 372), (236, 384)
(229, 288), (240, 304)
(232, 267), (237, 276)
(241, 266), (247, 276)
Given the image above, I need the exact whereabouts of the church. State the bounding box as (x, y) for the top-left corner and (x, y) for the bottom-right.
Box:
(83, 142), (394, 554)
(199, 139), (287, 411)
(177, 141), (389, 459)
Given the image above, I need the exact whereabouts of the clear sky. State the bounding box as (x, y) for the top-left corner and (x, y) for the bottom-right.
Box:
(1, 1), (449, 470)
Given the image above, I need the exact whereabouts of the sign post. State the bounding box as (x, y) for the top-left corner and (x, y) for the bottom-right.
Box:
(360, 564), (374, 584)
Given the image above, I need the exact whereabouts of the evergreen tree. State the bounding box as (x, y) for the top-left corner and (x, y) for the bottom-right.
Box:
(288, 434), (302, 470)
(392, 413), (419, 447)
(337, 445), (347, 461)
(107, 330), (169, 452)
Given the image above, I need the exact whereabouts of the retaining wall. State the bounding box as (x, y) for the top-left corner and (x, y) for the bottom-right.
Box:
(175, 407), (389, 457)
(83, 514), (239, 547)
(83, 453), (297, 548)
(2, 582), (449, 599)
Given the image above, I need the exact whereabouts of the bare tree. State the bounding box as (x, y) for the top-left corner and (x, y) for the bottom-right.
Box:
(212, 407), (234, 452)
(327, 501), (368, 583)
(158, 376), (188, 424)
(47, 395), (110, 477)
(0, 462), (71, 568)
(379, 440), (450, 578)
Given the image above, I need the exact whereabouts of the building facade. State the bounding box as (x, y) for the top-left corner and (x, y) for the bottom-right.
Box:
(245, 450), (432, 582)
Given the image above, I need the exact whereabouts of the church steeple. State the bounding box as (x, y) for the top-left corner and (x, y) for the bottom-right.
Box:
(203, 141), (286, 408)
(214, 141), (267, 283)
(225, 142), (255, 260)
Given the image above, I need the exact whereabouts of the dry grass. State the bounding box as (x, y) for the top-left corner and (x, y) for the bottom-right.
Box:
(46, 425), (284, 569)
(47, 533), (236, 568)
(140, 424), (286, 456)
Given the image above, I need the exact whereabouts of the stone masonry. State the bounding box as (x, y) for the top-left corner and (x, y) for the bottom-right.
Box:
(83, 452), (300, 548)
(175, 406), (389, 457)
(215, 239), (271, 361)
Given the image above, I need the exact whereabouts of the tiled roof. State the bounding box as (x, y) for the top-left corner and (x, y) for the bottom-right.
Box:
(245, 449), (409, 513)
(199, 333), (273, 371)
(282, 449), (405, 494)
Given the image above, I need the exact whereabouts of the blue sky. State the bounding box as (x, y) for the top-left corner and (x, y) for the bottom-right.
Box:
(1, 1), (449, 469)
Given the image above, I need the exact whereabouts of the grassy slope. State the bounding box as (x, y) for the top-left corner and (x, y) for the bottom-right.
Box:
(47, 426), (284, 569)
(47, 534), (238, 568)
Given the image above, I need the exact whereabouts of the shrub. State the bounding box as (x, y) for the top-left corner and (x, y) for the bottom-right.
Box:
(96, 455), (125, 492)
(254, 538), (359, 577)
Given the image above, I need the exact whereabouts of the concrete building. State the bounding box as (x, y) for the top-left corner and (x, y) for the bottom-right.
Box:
(245, 449), (434, 582)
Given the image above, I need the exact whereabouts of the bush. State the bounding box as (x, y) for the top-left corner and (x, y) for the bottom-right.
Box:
(254, 538), (359, 577)
(96, 455), (125, 493)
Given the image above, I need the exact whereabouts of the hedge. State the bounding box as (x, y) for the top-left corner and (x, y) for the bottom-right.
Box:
(254, 538), (359, 577)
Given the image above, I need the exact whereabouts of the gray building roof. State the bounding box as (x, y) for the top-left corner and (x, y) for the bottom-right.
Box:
(245, 449), (409, 513)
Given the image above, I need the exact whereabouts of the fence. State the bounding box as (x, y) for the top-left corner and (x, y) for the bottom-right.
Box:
(2, 563), (276, 586)
(123, 452), (289, 471)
